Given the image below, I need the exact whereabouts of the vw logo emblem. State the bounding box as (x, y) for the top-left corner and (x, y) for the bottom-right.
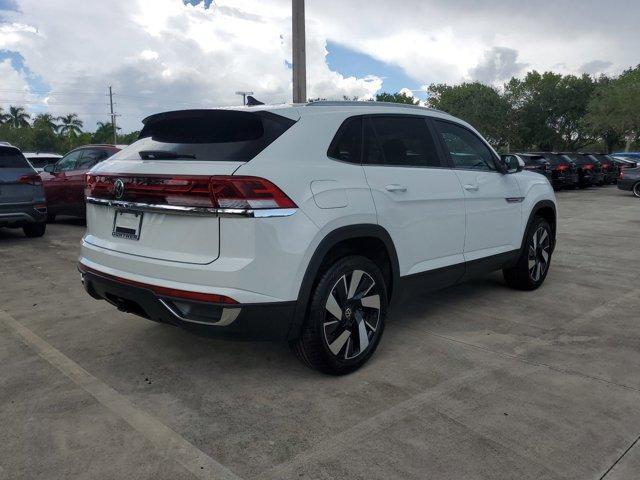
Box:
(114, 179), (125, 200)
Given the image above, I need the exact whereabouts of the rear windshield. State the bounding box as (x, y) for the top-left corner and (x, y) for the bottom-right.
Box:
(27, 156), (59, 168)
(0, 147), (29, 168)
(126, 110), (296, 162)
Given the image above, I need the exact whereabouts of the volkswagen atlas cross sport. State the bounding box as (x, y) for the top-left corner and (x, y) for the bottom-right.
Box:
(78, 102), (557, 375)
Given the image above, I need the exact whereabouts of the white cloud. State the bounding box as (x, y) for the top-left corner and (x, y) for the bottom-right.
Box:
(1, 0), (639, 131)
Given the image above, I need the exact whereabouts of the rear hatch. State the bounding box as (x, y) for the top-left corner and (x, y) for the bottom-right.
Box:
(0, 147), (40, 205)
(84, 108), (298, 265)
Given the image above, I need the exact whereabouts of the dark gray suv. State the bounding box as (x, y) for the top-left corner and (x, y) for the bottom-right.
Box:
(0, 144), (47, 237)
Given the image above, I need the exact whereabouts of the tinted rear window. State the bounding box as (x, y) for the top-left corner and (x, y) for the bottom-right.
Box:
(27, 157), (59, 168)
(0, 148), (29, 168)
(132, 110), (296, 162)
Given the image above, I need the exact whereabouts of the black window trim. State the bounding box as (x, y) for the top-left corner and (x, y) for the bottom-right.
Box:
(432, 118), (505, 174)
(326, 113), (450, 170)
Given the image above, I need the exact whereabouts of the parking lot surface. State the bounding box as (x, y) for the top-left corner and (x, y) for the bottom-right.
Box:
(1, 186), (639, 480)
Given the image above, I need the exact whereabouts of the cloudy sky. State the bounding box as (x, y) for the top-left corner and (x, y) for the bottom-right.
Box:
(1, 0), (638, 131)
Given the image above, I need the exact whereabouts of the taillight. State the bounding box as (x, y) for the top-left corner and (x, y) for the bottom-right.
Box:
(620, 170), (625, 180)
(86, 174), (297, 210)
(584, 164), (593, 170)
(18, 174), (43, 186)
(557, 165), (569, 172)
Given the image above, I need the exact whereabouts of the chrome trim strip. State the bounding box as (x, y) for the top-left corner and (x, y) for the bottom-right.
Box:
(505, 197), (525, 203)
(86, 197), (297, 218)
(159, 299), (242, 326)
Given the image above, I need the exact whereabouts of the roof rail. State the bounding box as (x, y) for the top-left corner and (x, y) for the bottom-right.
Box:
(306, 100), (446, 115)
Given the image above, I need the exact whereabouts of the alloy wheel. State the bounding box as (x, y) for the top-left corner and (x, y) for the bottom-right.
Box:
(634, 182), (640, 198)
(323, 269), (381, 360)
(528, 226), (551, 282)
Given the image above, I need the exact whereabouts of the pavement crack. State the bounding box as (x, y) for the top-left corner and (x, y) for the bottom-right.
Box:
(599, 434), (640, 480)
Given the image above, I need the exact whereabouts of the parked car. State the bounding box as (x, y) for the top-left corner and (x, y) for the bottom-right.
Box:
(613, 152), (640, 160)
(0, 144), (47, 237)
(588, 154), (620, 184)
(23, 152), (62, 172)
(612, 155), (639, 169)
(531, 152), (579, 189)
(41, 144), (121, 221)
(514, 154), (552, 182)
(78, 103), (557, 374)
(617, 167), (640, 198)
(562, 153), (603, 188)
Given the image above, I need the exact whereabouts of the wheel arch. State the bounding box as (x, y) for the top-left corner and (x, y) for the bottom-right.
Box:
(288, 224), (400, 340)
(523, 200), (557, 253)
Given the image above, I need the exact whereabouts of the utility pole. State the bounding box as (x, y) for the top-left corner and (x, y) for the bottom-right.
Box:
(108, 86), (118, 145)
(235, 91), (254, 106)
(292, 0), (306, 103)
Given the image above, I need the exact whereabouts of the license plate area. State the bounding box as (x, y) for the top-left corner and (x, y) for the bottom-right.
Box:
(112, 210), (143, 240)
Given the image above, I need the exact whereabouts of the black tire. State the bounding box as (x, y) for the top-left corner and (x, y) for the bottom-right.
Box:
(503, 217), (552, 291)
(46, 213), (56, 223)
(633, 182), (640, 198)
(291, 255), (388, 375)
(23, 222), (46, 238)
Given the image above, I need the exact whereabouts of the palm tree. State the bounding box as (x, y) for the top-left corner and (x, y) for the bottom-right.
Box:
(57, 113), (83, 138)
(8, 106), (31, 128)
(93, 121), (118, 143)
(0, 107), (10, 125)
(33, 113), (58, 133)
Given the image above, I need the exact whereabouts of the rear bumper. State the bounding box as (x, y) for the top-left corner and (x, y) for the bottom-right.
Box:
(0, 203), (47, 226)
(551, 173), (578, 188)
(617, 178), (637, 191)
(79, 263), (296, 341)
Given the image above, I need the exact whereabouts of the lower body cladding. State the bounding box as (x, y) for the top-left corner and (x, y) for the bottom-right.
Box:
(80, 265), (296, 341)
(0, 203), (47, 227)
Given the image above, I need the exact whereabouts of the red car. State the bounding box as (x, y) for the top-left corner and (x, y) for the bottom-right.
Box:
(42, 145), (122, 221)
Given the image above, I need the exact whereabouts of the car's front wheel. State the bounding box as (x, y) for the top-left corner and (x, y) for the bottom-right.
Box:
(633, 182), (640, 198)
(292, 255), (388, 375)
(503, 217), (552, 291)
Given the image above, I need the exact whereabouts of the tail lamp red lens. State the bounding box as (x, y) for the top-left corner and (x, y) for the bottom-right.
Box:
(584, 164), (593, 170)
(556, 165), (569, 172)
(86, 174), (297, 210)
(18, 174), (43, 186)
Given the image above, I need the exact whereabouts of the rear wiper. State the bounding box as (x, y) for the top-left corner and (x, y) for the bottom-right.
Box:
(139, 150), (196, 160)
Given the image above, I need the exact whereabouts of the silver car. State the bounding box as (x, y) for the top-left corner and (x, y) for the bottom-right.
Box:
(0, 144), (48, 237)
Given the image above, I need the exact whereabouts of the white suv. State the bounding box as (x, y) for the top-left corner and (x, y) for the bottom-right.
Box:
(79, 102), (556, 374)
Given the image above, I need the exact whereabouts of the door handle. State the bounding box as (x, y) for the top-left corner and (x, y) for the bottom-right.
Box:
(463, 184), (479, 192)
(385, 184), (407, 193)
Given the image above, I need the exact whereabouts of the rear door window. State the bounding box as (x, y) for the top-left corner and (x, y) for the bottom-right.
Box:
(0, 148), (29, 168)
(435, 121), (498, 171)
(327, 117), (362, 163)
(128, 110), (296, 162)
(365, 116), (443, 168)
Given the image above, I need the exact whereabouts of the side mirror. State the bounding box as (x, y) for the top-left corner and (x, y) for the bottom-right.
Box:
(501, 155), (524, 174)
(43, 164), (56, 174)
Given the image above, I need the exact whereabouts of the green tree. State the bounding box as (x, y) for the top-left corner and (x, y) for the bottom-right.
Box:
(0, 107), (10, 125)
(57, 113), (83, 138)
(32, 113), (58, 132)
(31, 114), (60, 152)
(504, 71), (595, 151)
(427, 82), (512, 147)
(376, 92), (419, 105)
(8, 106), (31, 128)
(585, 66), (640, 152)
(92, 121), (118, 144)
